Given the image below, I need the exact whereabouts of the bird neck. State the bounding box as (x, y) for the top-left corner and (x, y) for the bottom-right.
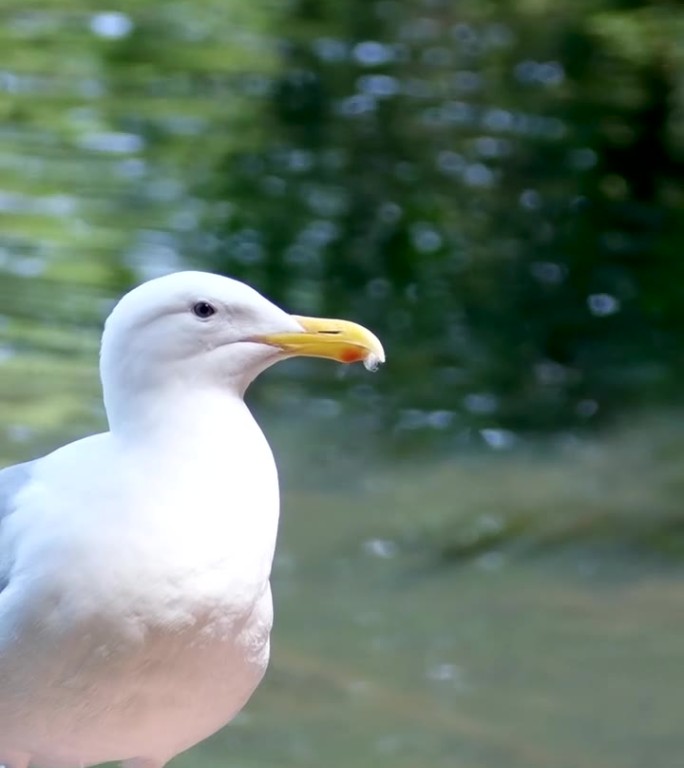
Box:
(105, 385), (281, 599)
(106, 384), (254, 445)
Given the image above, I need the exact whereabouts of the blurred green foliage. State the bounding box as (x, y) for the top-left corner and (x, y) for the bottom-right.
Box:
(199, 0), (684, 431)
(2, 0), (684, 440)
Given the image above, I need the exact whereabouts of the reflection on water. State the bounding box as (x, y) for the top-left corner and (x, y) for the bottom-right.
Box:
(3, 372), (682, 767)
(188, 446), (684, 768)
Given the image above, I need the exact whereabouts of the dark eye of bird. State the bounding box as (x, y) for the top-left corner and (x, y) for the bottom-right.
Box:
(192, 301), (216, 319)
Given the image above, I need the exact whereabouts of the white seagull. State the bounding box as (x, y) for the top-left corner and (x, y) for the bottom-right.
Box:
(0, 271), (384, 768)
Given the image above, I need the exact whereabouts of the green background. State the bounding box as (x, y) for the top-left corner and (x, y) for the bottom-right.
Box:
(0, 2), (682, 766)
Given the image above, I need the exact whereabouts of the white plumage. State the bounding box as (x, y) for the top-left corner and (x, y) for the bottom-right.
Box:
(0, 272), (384, 768)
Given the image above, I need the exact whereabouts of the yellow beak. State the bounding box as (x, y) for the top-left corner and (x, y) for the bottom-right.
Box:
(254, 316), (385, 370)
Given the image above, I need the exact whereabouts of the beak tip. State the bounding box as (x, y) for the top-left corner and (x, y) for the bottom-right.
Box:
(363, 352), (384, 372)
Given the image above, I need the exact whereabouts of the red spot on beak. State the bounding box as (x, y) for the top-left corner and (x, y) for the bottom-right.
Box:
(341, 349), (365, 363)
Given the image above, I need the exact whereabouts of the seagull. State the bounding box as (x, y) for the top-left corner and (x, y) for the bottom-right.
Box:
(0, 271), (384, 768)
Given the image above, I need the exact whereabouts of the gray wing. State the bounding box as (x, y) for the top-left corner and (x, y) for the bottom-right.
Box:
(0, 460), (36, 592)
(0, 460), (35, 523)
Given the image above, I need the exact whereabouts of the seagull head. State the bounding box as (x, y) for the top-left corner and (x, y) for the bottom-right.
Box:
(100, 271), (384, 427)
